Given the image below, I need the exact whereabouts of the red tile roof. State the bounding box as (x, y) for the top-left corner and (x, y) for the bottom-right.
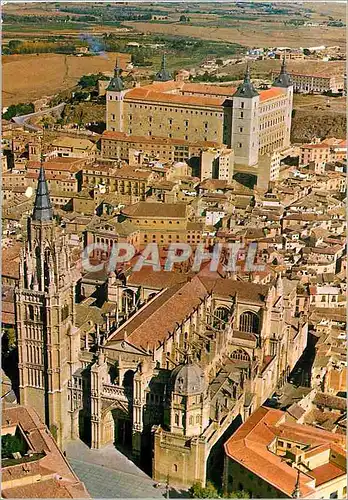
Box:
(124, 87), (225, 107)
(259, 87), (286, 102)
(309, 462), (345, 486)
(106, 277), (208, 350)
(224, 406), (346, 497)
(2, 406), (90, 498)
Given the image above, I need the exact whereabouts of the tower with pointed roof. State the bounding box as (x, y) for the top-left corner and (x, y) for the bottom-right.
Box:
(106, 58), (127, 132)
(273, 57), (293, 147)
(15, 166), (80, 447)
(154, 54), (173, 83)
(228, 64), (260, 166)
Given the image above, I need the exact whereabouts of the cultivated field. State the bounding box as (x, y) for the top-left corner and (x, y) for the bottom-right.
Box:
(123, 20), (346, 50)
(2, 52), (130, 107)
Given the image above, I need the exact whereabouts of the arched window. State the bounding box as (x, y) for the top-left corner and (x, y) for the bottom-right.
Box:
(123, 289), (135, 313)
(174, 413), (179, 426)
(231, 349), (250, 362)
(213, 306), (229, 327)
(35, 247), (41, 284)
(44, 249), (51, 292)
(62, 303), (69, 321)
(239, 311), (259, 334)
(28, 305), (34, 321)
(123, 370), (134, 389)
(173, 464), (178, 472)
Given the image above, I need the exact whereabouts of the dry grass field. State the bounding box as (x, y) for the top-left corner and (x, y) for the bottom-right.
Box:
(123, 20), (346, 50)
(2, 52), (130, 106)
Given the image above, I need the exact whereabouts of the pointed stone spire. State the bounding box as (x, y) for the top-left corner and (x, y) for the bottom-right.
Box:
(292, 468), (302, 498)
(154, 53), (172, 82)
(233, 62), (259, 98)
(273, 56), (293, 88)
(107, 58), (124, 92)
(32, 165), (53, 222)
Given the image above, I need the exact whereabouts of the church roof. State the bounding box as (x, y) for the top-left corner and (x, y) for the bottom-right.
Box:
(233, 64), (259, 98)
(154, 54), (173, 82)
(32, 166), (53, 222)
(273, 58), (293, 88)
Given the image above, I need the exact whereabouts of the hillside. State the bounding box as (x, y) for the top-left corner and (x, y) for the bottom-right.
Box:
(291, 109), (346, 143)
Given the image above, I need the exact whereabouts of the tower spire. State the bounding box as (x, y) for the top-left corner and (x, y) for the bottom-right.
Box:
(233, 62), (259, 98)
(107, 57), (124, 92)
(273, 56), (292, 88)
(154, 53), (172, 82)
(292, 468), (302, 498)
(245, 62), (251, 82)
(114, 57), (121, 77)
(32, 164), (53, 222)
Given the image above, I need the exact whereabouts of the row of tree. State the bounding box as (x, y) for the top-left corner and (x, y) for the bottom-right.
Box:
(4, 39), (78, 55)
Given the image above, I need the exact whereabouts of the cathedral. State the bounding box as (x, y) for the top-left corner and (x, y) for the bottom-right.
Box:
(15, 168), (309, 488)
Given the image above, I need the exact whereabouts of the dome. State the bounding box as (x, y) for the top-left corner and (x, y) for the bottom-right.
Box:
(170, 360), (206, 395)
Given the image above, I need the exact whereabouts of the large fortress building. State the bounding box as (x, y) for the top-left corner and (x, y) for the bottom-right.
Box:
(106, 57), (293, 167)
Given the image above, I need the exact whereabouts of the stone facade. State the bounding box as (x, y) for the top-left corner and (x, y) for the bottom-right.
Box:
(106, 62), (293, 167)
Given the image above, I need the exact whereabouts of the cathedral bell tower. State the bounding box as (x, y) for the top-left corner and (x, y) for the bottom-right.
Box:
(15, 166), (79, 447)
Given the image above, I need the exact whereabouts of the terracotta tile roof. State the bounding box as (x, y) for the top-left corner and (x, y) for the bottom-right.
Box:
(259, 87), (286, 102)
(25, 172), (74, 182)
(124, 87), (225, 107)
(27, 162), (81, 174)
(199, 276), (269, 305)
(2, 244), (21, 280)
(127, 268), (188, 289)
(313, 392), (346, 411)
(101, 130), (221, 148)
(144, 80), (183, 92)
(126, 81), (285, 105)
(224, 406), (346, 498)
(2, 406), (90, 498)
(106, 277), (208, 350)
(182, 82), (236, 97)
(122, 201), (187, 219)
(301, 143), (331, 149)
(309, 462), (345, 486)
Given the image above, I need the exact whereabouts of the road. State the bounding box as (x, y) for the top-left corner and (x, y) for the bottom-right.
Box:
(12, 102), (66, 131)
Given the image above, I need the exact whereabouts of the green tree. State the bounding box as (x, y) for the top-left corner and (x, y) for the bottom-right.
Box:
(189, 482), (219, 498)
(223, 491), (250, 499)
(3, 102), (35, 120)
(78, 73), (103, 89)
(2, 434), (26, 458)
